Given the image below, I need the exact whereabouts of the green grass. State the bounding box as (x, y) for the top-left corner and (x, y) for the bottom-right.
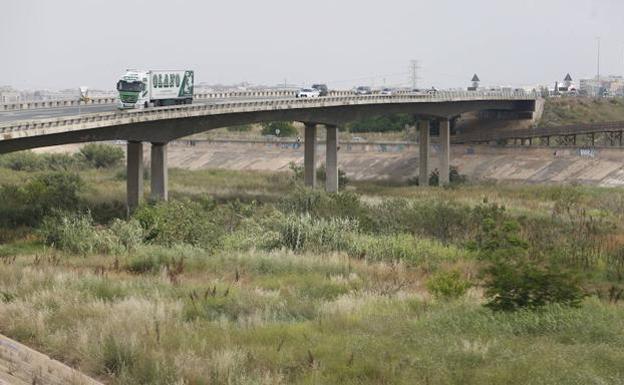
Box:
(540, 97), (624, 127)
(1, 165), (624, 384)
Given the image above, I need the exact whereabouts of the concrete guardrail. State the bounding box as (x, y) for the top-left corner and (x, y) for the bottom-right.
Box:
(0, 90), (359, 112)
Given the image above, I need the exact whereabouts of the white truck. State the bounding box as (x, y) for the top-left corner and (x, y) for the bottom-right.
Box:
(116, 69), (194, 109)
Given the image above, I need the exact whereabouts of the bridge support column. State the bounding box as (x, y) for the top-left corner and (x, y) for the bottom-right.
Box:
(325, 125), (338, 193)
(150, 142), (168, 201)
(439, 119), (450, 186)
(304, 123), (317, 188)
(418, 120), (430, 186)
(127, 141), (144, 214)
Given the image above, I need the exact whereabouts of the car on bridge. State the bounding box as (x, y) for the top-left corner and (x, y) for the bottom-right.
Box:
(379, 88), (395, 95)
(296, 88), (321, 98)
(311, 84), (329, 96)
(355, 86), (372, 95)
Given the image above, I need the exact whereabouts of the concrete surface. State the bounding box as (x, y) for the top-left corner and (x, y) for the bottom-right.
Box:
(0, 333), (102, 385)
(33, 140), (624, 187)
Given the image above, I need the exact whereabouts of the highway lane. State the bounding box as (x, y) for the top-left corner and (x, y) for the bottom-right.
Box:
(0, 96), (295, 124)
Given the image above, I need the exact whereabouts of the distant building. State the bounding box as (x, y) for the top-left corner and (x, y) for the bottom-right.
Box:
(467, 74), (480, 91)
(579, 75), (624, 97)
(0, 86), (20, 103)
(553, 73), (577, 95)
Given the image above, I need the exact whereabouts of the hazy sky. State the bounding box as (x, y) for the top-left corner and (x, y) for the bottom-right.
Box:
(1, 0), (623, 90)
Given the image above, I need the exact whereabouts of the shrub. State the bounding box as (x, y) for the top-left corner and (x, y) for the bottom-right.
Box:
(133, 199), (224, 250)
(287, 162), (349, 188)
(409, 167), (466, 187)
(348, 114), (414, 133)
(0, 172), (84, 227)
(39, 212), (102, 255)
(469, 204), (586, 311)
(426, 270), (471, 299)
(261, 121), (297, 137)
(484, 260), (585, 311)
(109, 219), (144, 252)
(79, 143), (124, 168)
(316, 163), (349, 189)
(0, 151), (83, 171)
(40, 212), (144, 255)
(227, 124), (251, 132)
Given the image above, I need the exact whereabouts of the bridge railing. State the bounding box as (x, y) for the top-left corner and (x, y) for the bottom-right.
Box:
(0, 89), (536, 112)
(453, 121), (624, 143)
(0, 91), (537, 138)
(0, 90), (360, 112)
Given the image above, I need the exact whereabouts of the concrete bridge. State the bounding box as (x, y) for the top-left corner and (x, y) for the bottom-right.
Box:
(0, 91), (537, 211)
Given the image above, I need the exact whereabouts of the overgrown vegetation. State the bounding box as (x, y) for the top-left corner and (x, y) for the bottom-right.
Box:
(1, 151), (624, 384)
(540, 97), (624, 127)
(347, 113), (415, 133)
(261, 121), (298, 137)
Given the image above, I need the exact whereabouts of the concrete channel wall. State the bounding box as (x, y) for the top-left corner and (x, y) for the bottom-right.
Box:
(0, 334), (102, 385)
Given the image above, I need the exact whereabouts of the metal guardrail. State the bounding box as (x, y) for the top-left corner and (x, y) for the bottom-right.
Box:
(0, 91), (537, 140)
(454, 121), (624, 143)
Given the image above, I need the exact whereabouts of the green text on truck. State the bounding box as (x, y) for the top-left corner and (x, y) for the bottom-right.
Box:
(116, 69), (194, 109)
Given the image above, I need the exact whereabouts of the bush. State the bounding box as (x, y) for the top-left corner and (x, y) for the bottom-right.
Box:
(484, 260), (585, 311)
(409, 167), (467, 187)
(261, 121), (297, 137)
(287, 162), (349, 189)
(133, 199), (223, 250)
(316, 163), (349, 189)
(79, 143), (124, 168)
(348, 114), (414, 133)
(0, 151), (83, 171)
(39, 212), (144, 255)
(0, 172), (84, 227)
(426, 270), (471, 299)
(227, 124), (252, 132)
(468, 205), (586, 311)
(109, 218), (144, 252)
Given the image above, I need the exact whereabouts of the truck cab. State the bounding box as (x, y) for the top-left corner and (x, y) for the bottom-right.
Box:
(117, 71), (150, 109)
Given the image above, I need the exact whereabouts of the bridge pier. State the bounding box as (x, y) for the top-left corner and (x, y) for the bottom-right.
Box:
(304, 123), (317, 188)
(325, 125), (339, 193)
(439, 119), (450, 186)
(150, 142), (168, 201)
(418, 120), (430, 186)
(126, 141), (144, 214)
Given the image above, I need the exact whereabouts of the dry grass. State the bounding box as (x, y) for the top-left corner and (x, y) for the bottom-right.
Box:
(2, 165), (624, 384)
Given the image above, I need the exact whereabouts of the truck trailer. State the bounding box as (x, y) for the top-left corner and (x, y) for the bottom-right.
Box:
(116, 69), (194, 109)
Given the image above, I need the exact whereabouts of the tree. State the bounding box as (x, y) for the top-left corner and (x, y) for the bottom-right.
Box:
(79, 143), (124, 168)
(261, 121), (297, 137)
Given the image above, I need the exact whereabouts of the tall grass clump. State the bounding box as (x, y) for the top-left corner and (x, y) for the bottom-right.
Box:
(348, 234), (466, 265)
(39, 212), (144, 255)
(277, 214), (359, 252)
